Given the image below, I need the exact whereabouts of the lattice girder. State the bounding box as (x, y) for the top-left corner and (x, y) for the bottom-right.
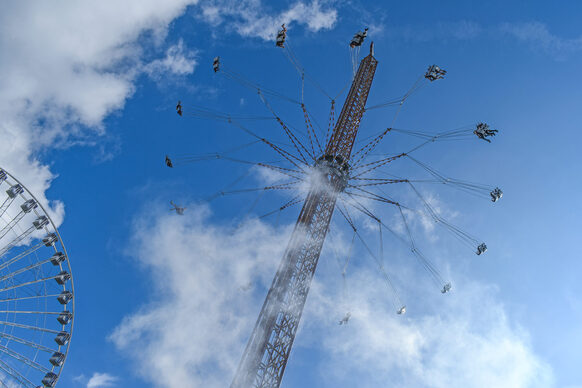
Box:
(231, 44), (378, 388)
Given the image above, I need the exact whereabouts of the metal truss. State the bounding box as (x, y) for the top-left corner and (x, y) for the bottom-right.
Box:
(231, 43), (378, 388)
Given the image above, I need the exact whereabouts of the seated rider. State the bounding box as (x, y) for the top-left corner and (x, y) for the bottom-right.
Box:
(490, 187), (503, 202)
(425, 65), (446, 81)
(473, 129), (490, 142)
(276, 24), (287, 47)
(170, 200), (186, 215)
(474, 123), (493, 142)
(485, 128), (498, 137)
(176, 101), (182, 116)
(338, 312), (351, 325)
(350, 27), (368, 48)
(441, 283), (452, 293)
(165, 155), (173, 168)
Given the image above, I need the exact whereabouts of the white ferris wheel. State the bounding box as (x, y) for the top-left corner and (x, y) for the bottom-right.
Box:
(0, 167), (74, 388)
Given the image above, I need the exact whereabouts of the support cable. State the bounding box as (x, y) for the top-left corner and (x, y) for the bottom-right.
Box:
(258, 91), (314, 163)
(336, 207), (404, 312)
(205, 181), (301, 202)
(405, 155), (494, 199)
(283, 39), (333, 101)
(220, 64), (301, 105)
(407, 181), (481, 251)
(301, 104), (323, 156)
(365, 74), (426, 111)
(348, 178), (408, 188)
(397, 206), (445, 287)
(340, 195), (448, 292)
(258, 195), (303, 220)
(325, 100), (336, 145)
(350, 153), (407, 178)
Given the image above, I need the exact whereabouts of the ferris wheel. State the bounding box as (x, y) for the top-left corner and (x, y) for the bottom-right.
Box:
(0, 167), (74, 388)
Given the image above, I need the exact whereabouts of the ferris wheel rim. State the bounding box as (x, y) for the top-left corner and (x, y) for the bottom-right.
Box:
(0, 166), (75, 387)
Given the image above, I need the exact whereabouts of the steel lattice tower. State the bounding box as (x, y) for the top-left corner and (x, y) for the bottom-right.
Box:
(231, 43), (378, 388)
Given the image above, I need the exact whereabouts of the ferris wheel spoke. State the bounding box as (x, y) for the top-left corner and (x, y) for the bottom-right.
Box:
(0, 358), (36, 388)
(0, 294), (62, 303)
(0, 242), (46, 273)
(0, 332), (57, 354)
(0, 257), (53, 283)
(0, 344), (50, 373)
(0, 210), (28, 240)
(0, 320), (61, 335)
(0, 196), (16, 219)
(0, 310), (62, 315)
(0, 225), (44, 259)
(0, 275), (62, 294)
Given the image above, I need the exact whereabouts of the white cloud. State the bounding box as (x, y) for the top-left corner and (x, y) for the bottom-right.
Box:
(500, 22), (582, 57)
(385, 20), (582, 59)
(143, 39), (197, 80)
(386, 20), (484, 43)
(0, 0), (338, 228)
(0, 0), (339, 229)
(301, 267), (554, 388)
(0, 0), (198, 225)
(110, 204), (291, 388)
(87, 372), (118, 388)
(112, 202), (553, 387)
(197, 0), (338, 41)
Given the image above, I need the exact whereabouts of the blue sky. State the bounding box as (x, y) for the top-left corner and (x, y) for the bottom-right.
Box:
(1, 1), (582, 387)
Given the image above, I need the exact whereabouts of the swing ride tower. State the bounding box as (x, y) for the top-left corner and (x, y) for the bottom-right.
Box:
(231, 43), (378, 388)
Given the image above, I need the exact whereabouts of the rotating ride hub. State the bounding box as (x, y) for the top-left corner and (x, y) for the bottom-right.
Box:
(0, 167), (74, 388)
(313, 154), (350, 193)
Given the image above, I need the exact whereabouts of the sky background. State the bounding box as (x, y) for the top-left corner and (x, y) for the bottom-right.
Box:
(1, 1), (582, 387)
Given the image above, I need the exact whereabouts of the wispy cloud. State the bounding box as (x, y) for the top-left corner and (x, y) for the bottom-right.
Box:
(143, 39), (197, 80)
(87, 372), (118, 388)
(74, 373), (118, 388)
(385, 20), (582, 59)
(302, 267), (554, 387)
(500, 21), (582, 57)
(196, 0), (338, 41)
(386, 20), (484, 42)
(110, 204), (291, 387)
(112, 202), (552, 387)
